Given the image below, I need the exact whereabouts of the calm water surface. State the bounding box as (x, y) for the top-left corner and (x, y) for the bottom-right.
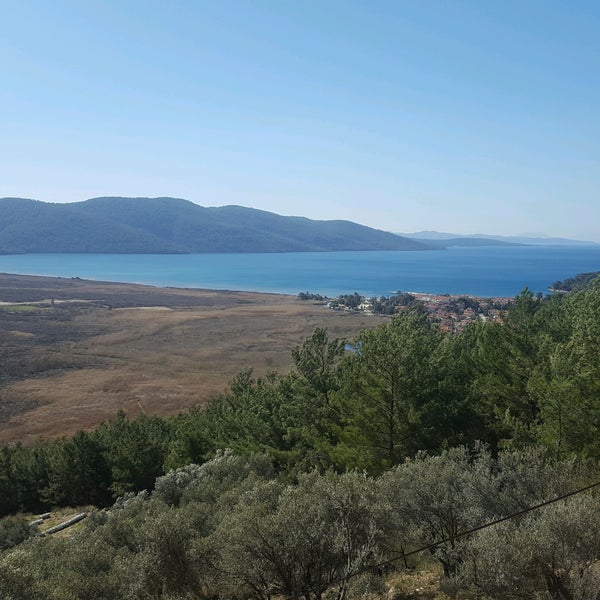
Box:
(1, 246), (599, 298)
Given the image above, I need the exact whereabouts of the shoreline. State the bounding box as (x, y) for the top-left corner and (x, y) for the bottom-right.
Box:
(0, 272), (296, 308)
(1, 245), (598, 298)
(0, 272), (516, 306)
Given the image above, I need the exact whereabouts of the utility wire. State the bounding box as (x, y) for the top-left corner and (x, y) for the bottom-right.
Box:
(290, 478), (600, 600)
(371, 478), (600, 572)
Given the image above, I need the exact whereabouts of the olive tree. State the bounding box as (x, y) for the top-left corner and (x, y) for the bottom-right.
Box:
(217, 470), (388, 599)
(381, 445), (496, 577)
(460, 493), (600, 600)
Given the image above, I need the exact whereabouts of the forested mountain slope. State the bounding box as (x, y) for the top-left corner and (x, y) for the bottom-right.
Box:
(2, 277), (600, 598)
(3, 276), (600, 515)
(0, 197), (431, 253)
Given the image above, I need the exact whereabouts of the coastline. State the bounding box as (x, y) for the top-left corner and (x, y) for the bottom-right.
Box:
(2, 246), (599, 298)
(0, 272), (296, 308)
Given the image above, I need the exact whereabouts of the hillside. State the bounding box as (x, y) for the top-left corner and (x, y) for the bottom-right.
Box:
(3, 281), (600, 600)
(421, 237), (523, 248)
(550, 271), (600, 292)
(403, 229), (598, 246)
(0, 197), (431, 254)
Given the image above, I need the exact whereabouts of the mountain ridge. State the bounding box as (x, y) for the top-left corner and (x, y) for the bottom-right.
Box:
(0, 197), (431, 254)
(403, 230), (598, 246)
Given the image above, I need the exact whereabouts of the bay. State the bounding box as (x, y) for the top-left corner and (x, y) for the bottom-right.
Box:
(0, 246), (599, 298)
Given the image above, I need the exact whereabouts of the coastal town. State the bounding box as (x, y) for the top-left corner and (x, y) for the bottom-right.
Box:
(397, 292), (512, 332)
(299, 290), (513, 332)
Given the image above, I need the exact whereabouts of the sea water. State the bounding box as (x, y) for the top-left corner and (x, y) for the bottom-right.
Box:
(0, 246), (599, 298)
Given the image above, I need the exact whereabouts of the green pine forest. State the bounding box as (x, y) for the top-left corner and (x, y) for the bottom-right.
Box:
(3, 276), (600, 599)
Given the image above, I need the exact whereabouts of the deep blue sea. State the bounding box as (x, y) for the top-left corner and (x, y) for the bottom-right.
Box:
(1, 246), (599, 298)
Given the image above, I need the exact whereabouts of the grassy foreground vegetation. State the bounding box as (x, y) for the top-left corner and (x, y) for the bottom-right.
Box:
(2, 276), (600, 598)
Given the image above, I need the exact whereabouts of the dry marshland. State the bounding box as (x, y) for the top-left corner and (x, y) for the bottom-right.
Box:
(0, 273), (379, 444)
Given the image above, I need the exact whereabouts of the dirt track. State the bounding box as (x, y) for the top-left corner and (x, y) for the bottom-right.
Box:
(0, 273), (380, 443)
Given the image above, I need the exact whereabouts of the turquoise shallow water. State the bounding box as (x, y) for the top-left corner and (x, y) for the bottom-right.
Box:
(0, 246), (599, 298)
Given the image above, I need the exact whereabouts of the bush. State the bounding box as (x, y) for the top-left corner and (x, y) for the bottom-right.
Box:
(0, 516), (37, 553)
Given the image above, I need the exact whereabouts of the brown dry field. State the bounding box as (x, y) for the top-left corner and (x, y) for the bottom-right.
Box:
(0, 273), (381, 444)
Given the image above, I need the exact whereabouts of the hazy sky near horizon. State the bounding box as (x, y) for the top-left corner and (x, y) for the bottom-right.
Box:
(2, 1), (600, 240)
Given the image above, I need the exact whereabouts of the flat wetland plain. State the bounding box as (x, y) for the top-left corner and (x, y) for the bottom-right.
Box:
(0, 273), (379, 444)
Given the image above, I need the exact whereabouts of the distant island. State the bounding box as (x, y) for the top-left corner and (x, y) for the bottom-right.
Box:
(401, 230), (598, 247)
(0, 197), (430, 254)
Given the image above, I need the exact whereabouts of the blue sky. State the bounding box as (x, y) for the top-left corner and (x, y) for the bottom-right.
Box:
(2, 1), (599, 240)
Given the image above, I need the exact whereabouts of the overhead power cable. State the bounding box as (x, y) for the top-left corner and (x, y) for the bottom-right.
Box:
(290, 478), (600, 600)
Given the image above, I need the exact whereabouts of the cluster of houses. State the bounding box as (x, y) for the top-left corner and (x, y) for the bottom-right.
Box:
(326, 292), (512, 333)
(408, 293), (512, 332)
